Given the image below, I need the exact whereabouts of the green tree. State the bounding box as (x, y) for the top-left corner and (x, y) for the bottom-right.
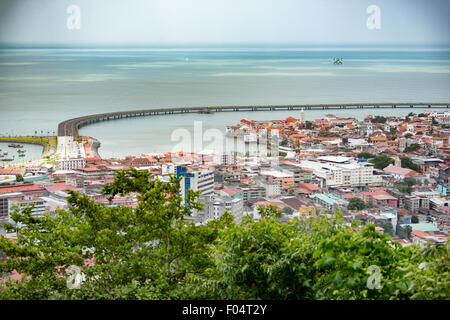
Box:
(1, 171), (449, 300)
(404, 225), (413, 239)
(370, 155), (395, 170)
(357, 152), (375, 159)
(188, 208), (349, 300)
(411, 215), (419, 224)
(0, 169), (231, 299)
(380, 222), (394, 237)
(404, 143), (421, 153)
(401, 157), (421, 173)
(305, 121), (314, 130)
(312, 224), (417, 300)
(15, 174), (24, 182)
(404, 133), (413, 139)
(404, 177), (420, 187)
(283, 206), (294, 215)
(371, 116), (387, 124)
(347, 197), (367, 211)
(396, 184), (412, 194)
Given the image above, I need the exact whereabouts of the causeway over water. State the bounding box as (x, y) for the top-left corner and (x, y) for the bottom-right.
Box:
(58, 102), (450, 138)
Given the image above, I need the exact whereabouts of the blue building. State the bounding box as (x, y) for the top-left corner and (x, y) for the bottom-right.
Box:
(176, 165), (214, 200)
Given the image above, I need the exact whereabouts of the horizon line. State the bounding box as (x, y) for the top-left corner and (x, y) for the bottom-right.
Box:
(1, 42), (450, 50)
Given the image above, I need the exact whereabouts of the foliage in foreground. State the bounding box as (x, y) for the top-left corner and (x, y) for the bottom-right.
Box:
(0, 169), (448, 300)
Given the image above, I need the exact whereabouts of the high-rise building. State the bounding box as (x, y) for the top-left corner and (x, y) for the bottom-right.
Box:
(176, 166), (215, 201)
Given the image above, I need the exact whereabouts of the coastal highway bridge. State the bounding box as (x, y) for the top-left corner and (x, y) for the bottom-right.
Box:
(58, 102), (450, 138)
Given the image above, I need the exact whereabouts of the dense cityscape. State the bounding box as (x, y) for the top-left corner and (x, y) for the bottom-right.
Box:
(0, 0), (449, 308)
(1, 109), (449, 249)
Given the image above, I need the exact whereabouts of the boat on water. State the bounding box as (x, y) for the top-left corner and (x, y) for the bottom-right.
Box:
(333, 57), (343, 65)
(18, 154), (25, 157)
(17, 149), (26, 153)
(8, 143), (23, 148)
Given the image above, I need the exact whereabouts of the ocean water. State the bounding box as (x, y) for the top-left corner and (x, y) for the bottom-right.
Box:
(0, 142), (44, 165)
(0, 48), (449, 158)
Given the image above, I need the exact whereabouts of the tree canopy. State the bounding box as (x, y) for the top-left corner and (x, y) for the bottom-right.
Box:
(369, 155), (395, 170)
(357, 152), (375, 159)
(370, 116), (387, 124)
(347, 197), (367, 211)
(404, 144), (421, 153)
(0, 169), (448, 300)
(401, 157), (422, 173)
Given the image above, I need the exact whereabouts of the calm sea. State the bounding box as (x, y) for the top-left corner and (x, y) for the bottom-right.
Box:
(0, 48), (449, 158)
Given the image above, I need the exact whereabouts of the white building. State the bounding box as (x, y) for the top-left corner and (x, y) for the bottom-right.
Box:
(197, 194), (244, 224)
(297, 158), (382, 188)
(177, 166), (215, 200)
(214, 153), (235, 165)
(261, 183), (281, 198)
(57, 158), (86, 170)
(8, 195), (49, 228)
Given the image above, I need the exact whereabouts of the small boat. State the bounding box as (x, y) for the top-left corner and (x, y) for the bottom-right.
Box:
(333, 57), (343, 65)
(8, 144), (23, 148)
(18, 154), (25, 157)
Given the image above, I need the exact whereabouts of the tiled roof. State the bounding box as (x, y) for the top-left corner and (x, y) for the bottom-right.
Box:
(0, 183), (46, 195)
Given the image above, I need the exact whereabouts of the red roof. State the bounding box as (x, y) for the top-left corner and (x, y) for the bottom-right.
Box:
(45, 181), (82, 193)
(221, 188), (241, 195)
(411, 230), (430, 238)
(297, 183), (320, 192)
(0, 183), (46, 195)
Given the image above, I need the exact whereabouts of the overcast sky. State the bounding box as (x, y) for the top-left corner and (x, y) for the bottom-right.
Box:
(0, 0), (449, 47)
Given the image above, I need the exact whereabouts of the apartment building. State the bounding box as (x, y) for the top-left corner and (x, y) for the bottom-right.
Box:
(176, 166), (215, 200)
(260, 170), (295, 191)
(405, 195), (430, 213)
(198, 194), (244, 224)
(8, 195), (49, 228)
(0, 184), (48, 216)
(298, 158), (382, 188)
(57, 158), (86, 170)
(281, 163), (314, 185)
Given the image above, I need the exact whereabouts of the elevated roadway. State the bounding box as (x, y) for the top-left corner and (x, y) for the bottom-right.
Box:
(58, 102), (450, 138)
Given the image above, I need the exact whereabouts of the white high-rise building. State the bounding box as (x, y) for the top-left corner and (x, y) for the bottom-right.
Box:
(176, 166), (215, 200)
(297, 157), (382, 188)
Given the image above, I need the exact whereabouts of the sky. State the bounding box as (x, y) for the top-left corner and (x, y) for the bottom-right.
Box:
(0, 0), (449, 47)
